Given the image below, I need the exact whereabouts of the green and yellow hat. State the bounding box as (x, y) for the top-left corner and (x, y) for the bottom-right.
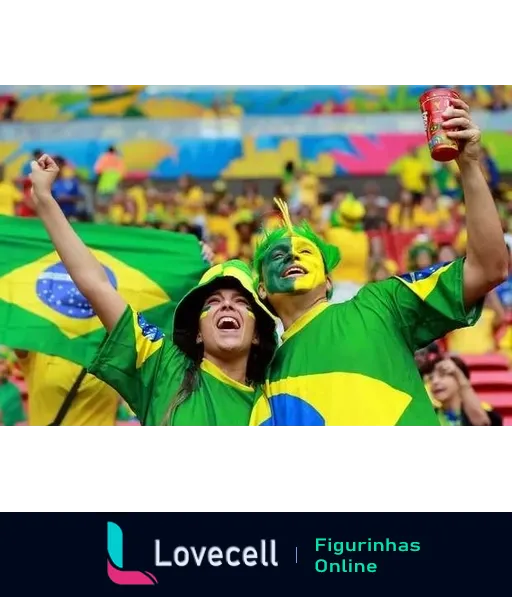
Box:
(173, 260), (278, 384)
(332, 198), (366, 230)
(253, 198), (341, 298)
(408, 237), (438, 270)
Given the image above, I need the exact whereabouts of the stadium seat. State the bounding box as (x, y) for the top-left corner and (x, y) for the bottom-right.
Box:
(477, 392), (512, 411)
(463, 354), (510, 373)
(116, 421), (141, 426)
(471, 371), (512, 393)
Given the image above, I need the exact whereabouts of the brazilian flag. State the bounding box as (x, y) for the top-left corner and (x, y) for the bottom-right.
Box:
(0, 217), (207, 367)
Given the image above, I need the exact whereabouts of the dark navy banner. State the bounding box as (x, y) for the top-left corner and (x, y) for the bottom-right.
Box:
(0, 513), (508, 595)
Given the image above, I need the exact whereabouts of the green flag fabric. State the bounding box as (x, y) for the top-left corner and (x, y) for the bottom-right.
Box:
(0, 216), (207, 368)
(250, 259), (483, 427)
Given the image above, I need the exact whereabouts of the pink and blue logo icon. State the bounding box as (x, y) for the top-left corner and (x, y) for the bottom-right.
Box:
(107, 522), (158, 586)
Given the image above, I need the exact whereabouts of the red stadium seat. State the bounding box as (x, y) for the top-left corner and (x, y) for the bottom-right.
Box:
(463, 354), (510, 373)
(471, 371), (512, 393)
(477, 392), (512, 411)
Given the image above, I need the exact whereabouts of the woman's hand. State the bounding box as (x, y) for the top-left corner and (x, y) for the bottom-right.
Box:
(30, 154), (60, 205)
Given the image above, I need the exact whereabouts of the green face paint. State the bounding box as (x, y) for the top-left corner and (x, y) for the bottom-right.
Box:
(261, 238), (296, 295)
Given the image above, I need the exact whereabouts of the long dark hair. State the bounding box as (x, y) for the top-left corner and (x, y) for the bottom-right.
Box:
(159, 360), (201, 426)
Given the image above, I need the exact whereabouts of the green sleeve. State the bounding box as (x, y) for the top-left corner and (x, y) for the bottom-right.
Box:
(0, 383), (26, 427)
(89, 306), (185, 422)
(369, 259), (483, 352)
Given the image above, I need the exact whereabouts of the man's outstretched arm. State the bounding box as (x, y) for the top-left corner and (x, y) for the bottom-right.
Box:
(443, 98), (509, 308)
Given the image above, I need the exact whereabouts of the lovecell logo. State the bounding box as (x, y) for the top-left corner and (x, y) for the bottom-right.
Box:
(107, 522), (158, 586)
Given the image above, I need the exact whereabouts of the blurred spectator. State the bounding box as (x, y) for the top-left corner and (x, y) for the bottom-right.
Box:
(488, 85), (509, 112)
(0, 96), (18, 121)
(15, 351), (121, 426)
(388, 190), (417, 231)
(22, 149), (44, 178)
(176, 175), (205, 222)
(235, 182), (265, 212)
(396, 147), (429, 201)
(282, 161), (301, 211)
(414, 193), (451, 232)
(495, 241), (512, 310)
(359, 181), (389, 210)
(94, 146), (125, 221)
(481, 147), (501, 194)
(446, 291), (505, 356)
(425, 357), (503, 426)
(0, 347), (26, 427)
(233, 210), (259, 264)
(206, 180), (238, 259)
(407, 237), (437, 271)
(299, 166), (321, 208)
(432, 163), (461, 200)
(0, 164), (22, 217)
(370, 259), (399, 283)
(326, 198), (370, 304)
(438, 244), (459, 263)
(51, 157), (82, 220)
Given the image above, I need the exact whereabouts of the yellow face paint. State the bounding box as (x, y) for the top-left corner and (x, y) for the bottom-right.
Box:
(291, 236), (327, 293)
(200, 305), (211, 320)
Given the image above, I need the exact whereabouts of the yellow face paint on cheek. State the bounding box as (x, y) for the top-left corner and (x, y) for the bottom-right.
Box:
(200, 305), (212, 320)
(291, 237), (326, 292)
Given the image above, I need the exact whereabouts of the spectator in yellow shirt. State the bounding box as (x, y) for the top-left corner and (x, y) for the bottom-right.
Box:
(447, 291), (505, 356)
(235, 182), (265, 212)
(0, 165), (22, 217)
(388, 190), (417, 231)
(176, 175), (205, 219)
(299, 169), (321, 207)
(325, 199), (370, 304)
(397, 147), (430, 200)
(15, 351), (120, 426)
(413, 194), (451, 231)
(233, 210), (259, 265)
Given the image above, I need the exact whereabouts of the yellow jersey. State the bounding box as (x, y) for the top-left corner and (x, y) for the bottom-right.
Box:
(325, 227), (370, 285)
(446, 308), (497, 356)
(398, 157), (428, 194)
(0, 181), (22, 217)
(19, 353), (119, 426)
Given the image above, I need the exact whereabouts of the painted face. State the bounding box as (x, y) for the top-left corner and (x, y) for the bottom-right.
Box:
(261, 235), (327, 296)
(198, 288), (258, 356)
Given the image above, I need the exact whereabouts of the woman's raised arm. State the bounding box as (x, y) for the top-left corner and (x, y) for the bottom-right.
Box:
(31, 155), (126, 332)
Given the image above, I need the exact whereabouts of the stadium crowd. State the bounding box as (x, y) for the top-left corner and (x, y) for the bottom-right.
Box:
(1, 134), (512, 426)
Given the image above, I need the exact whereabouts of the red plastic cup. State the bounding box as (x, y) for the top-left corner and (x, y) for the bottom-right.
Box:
(419, 88), (461, 163)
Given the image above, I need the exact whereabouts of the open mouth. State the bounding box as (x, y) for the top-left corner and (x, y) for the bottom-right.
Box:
(216, 316), (241, 331)
(282, 265), (308, 279)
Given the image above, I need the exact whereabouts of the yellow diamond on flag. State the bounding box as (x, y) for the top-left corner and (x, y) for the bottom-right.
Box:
(0, 250), (170, 340)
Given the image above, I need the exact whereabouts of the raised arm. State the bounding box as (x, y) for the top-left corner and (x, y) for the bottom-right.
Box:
(31, 155), (126, 332)
(442, 99), (509, 309)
